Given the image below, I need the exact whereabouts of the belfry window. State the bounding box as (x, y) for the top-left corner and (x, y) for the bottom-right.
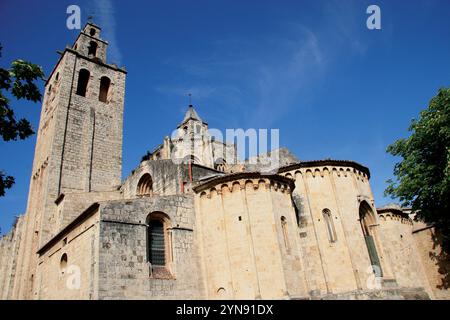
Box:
(99, 76), (111, 103)
(76, 69), (90, 97)
(322, 209), (337, 243)
(88, 41), (98, 56)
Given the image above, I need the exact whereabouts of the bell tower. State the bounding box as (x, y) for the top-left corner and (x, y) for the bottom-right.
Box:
(15, 22), (126, 299)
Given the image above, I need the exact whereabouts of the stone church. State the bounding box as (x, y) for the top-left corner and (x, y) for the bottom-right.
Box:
(0, 23), (448, 300)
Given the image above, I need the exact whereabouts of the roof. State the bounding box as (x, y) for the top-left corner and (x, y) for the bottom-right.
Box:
(278, 159), (371, 179)
(192, 171), (295, 193)
(376, 203), (408, 215)
(37, 203), (100, 255)
(178, 105), (207, 127)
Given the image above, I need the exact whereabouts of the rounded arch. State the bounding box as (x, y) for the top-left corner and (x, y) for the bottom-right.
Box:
(60, 253), (68, 274)
(146, 211), (171, 225)
(359, 201), (378, 236)
(88, 41), (98, 56)
(322, 208), (337, 243)
(146, 211), (172, 268)
(232, 181), (241, 192)
(76, 69), (90, 97)
(214, 157), (227, 172)
(245, 179), (254, 189)
(137, 173), (153, 196)
(99, 76), (111, 103)
(359, 200), (383, 276)
(182, 154), (201, 165)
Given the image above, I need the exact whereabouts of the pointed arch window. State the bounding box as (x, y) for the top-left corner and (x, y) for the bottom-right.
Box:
(76, 69), (90, 97)
(322, 208), (337, 243)
(99, 76), (111, 103)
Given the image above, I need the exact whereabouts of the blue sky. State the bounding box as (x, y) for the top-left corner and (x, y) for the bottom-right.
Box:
(0, 0), (449, 234)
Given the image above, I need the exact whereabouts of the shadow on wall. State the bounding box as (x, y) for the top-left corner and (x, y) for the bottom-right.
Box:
(430, 231), (450, 290)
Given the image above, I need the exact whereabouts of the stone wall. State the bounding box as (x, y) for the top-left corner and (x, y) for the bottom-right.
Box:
(36, 207), (100, 300)
(0, 216), (25, 299)
(194, 174), (306, 299)
(52, 191), (122, 237)
(8, 23), (127, 299)
(377, 210), (430, 291)
(280, 162), (397, 296)
(121, 160), (190, 198)
(97, 195), (204, 299)
(412, 223), (450, 300)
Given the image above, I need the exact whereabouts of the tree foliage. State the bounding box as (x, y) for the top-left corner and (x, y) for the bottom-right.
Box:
(385, 87), (450, 246)
(0, 44), (44, 196)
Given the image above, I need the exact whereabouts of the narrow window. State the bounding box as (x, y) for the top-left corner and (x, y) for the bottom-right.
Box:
(281, 216), (290, 251)
(99, 76), (111, 103)
(149, 220), (165, 266)
(88, 41), (98, 56)
(60, 253), (68, 274)
(322, 209), (337, 243)
(76, 69), (90, 97)
(360, 201), (383, 276)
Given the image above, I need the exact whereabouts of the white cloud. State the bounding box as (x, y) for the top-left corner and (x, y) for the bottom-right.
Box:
(93, 0), (122, 65)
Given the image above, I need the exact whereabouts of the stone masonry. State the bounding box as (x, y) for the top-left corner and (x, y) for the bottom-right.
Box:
(0, 23), (448, 300)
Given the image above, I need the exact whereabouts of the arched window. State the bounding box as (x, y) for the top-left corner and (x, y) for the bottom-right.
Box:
(214, 158), (226, 172)
(76, 69), (90, 97)
(99, 76), (111, 102)
(88, 41), (98, 56)
(60, 253), (68, 274)
(183, 155), (199, 165)
(359, 201), (383, 276)
(147, 212), (172, 277)
(322, 209), (337, 243)
(149, 220), (165, 266)
(281, 216), (290, 251)
(137, 173), (152, 196)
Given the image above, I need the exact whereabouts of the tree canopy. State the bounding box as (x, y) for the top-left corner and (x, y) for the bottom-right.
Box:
(0, 44), (44, 196)
(385, 87), (450, 247)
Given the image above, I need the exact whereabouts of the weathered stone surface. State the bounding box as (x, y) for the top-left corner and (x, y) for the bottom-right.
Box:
(0, 22), (448, 301)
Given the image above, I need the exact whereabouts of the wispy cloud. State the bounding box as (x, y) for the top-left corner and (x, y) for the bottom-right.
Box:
(156, 1), (369, 128)
(92, 0), (122, 65)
